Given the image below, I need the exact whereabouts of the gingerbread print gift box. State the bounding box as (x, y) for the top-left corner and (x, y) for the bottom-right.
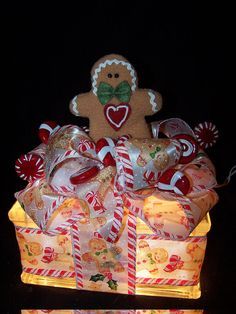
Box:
(9, 54), (219, 298)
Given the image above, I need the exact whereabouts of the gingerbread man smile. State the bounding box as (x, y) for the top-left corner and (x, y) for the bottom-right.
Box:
(70, 54), (163, 141)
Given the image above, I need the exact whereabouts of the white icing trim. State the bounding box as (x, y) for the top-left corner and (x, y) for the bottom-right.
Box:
(148, 90), (158, 113)
(71, 96), (80, 116)
(105, 104), (129, 128)
(92, 59), (137, 95)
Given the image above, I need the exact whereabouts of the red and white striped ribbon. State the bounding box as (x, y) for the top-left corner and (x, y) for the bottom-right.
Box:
(15, 226), (44, 234)
(23, 267), (75, 278)
(115, 136), (134, 191)
(127, 213), (137, 294)
(71, 223), (83, 288)
(122, 196), (146, 222)
(106, 187), (124, 243)
(137, 234), (206, 243)
(42, 213), (86, 237)
(136, 277), (198, 286)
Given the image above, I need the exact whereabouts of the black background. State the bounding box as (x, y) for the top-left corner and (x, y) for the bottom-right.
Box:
(1, 2), (236, 313)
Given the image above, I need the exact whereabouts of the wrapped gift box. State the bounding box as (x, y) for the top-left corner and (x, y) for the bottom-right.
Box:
(9, 198), (211, 299)
(10, 118), (218, 298)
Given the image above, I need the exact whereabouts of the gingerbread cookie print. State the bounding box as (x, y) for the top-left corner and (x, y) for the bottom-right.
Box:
(82, 238), (124, 274)
(136, 240), (169, 276)
(16, 233), (43, 265)
(70, 54), (162, 141)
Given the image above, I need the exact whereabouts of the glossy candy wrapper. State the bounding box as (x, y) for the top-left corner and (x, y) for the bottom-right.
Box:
(10, 118), (218, 298)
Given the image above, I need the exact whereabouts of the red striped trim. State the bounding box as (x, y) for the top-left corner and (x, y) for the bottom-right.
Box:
(106, 188), (124, 243)
(23, 267), (75, 278)
(115, 139), (134, 191)
(71, 224), (83, 288)
(137, 234), (206, 242)
(127, 213), (137, 294)
(136, 277), (198, 286)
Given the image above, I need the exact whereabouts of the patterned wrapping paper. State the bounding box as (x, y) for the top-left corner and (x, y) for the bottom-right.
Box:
(12, 201), (209, 296)
(11, 118), (218, 297)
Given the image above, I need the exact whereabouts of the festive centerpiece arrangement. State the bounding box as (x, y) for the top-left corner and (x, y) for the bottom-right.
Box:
(9, 54), (219, 298)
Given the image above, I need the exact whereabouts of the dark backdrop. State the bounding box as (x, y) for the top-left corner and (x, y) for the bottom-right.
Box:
(1, 2), (235, 313)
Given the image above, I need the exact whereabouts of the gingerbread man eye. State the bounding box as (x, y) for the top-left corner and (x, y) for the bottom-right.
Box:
(114, 73), (119, 78)
(107, 73), (113, 78)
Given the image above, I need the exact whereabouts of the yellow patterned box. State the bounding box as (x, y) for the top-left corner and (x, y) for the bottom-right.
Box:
(9, 195), (211, 299)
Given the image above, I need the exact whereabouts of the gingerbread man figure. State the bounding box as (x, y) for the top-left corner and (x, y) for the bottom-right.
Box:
(70, 54), (162, 141)
(82, 238), (124, 274)
(16, 233), (43, 265)
(136, 240), (159, 275)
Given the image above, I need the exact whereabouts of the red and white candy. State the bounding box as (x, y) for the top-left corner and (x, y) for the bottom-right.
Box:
(156, 168), (191, 195)
(194, 121), (219, 149)
(70, 166), (99, 185)
(85, 191), (106, 213)
(15, 153), (44, 182)
(38, 121), (60, 144)
(96, 137), (117, 167)
(174, 134), (198, 164)
(77, 138), (96, 154)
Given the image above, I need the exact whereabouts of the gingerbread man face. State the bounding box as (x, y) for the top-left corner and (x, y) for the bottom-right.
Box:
(89, 238), (107, 252)
(28, 242), (43, 256)
(70, 54), (162, 141)
(17, 233), (43, 265)
(82, 238), (124, 274)
(152, 248), (168, 263)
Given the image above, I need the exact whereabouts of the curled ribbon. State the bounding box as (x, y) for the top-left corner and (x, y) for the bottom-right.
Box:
(15, 119), (218, 243)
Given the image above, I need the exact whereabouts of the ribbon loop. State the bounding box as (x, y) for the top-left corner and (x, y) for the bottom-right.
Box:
(15, 119), (218, 243)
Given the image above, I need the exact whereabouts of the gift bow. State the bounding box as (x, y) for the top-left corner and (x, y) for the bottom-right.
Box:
(97, 81), (131, 105)
(16, 119), (218, 244)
